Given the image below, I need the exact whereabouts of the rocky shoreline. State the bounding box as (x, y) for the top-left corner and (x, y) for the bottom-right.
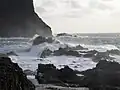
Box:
(1, 36), (120, 90)
(2, 50), (120, 90)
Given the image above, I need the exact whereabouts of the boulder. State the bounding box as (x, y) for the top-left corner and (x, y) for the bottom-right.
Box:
(32, 36), (54, 45)
(53, 48), (81, 57)
(92, 52), (113, 62)
(0, 0), (52, 37)
(40, 48), (52, 58)
(35, 64), (60, 84)
(56, 33), (72, 37)
(70, 45), (88, 51)
(24, 69), (36, 76)
(82, 50), (98, 58)
(35, 64), (84, 87)
(107, 49), (120, 55)
(80, 60), (120, 90)
(0, 56), (35, 90)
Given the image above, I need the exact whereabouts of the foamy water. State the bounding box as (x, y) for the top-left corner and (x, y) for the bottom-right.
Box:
(0, 33), (120, 72)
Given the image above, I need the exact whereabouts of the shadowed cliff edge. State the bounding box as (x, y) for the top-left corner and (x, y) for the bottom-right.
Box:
(0, 0), (52, 37)
(0, 56), (35, 90)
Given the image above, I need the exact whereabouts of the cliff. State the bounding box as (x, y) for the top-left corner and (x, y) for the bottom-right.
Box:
(0, 0), (52, 37)
(0, 56), (35, 90)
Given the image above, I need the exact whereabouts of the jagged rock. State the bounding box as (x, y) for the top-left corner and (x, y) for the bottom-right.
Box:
(71, 45), (88, 50)
(53, 48), (81, 57)
(92, 52), (113, 62)
(68, 45), (88, 51)
(0, 57), (35, 90)
(7, 51), (18, 56)
(82, 50), (97, 58)
(56, 33), (72, 37)
(40, 48), (52, 58)
(35, 64), (60, 84)
(80, 60), (120, 90)
(32, 36), (54, 45)
(35, 64), (84, 87)
(0, 0), (52, 37)
(107, 49), (120, 55)
(83, 54), (94, 58)
(24, 69), (36, 76)
(81, 50), (98, 55)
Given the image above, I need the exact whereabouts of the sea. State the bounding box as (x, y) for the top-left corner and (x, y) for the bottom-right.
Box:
(0, 33), (120, 72)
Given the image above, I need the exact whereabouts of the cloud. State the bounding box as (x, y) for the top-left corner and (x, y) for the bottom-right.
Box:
(89, 0), (113, 10)
(34, 0), (116, 18)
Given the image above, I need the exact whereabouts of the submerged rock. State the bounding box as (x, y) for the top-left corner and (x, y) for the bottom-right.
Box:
(56, 33), (72, 37)
(82, 50), (113, 62)
(0, 57), (35, 90)
(24, 69), (36, 76)
(107, 49), (120, 55)
(92, 52), (113, 62)
(70, 45), (88, 51)
(0, 0), (52, 37)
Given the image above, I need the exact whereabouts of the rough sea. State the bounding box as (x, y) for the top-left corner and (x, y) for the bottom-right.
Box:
(0, 33), (120, 73)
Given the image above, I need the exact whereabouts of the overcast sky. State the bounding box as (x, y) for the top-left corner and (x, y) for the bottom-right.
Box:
(34, 0), (120, 34)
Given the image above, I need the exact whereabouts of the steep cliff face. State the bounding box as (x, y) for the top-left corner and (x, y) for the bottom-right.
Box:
(0, 56), (35, 90)
(0, 0), (52, 37)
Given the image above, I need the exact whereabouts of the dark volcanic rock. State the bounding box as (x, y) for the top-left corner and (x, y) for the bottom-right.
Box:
(24, 69), (36, 76)
(80, 60), (120, 90)
(0, 0), (52, 37)
(107, 49), (120, 55)
(56, 33), (72, 37)
(70, 45), (88, 51)
(0, 57), (35, 90)
(92, 52), (113, 62)
(32, 36), (54, 45)
(53, 48), (81, 57)
(82, 50), (113, 62)
(35, 64), (84, 87)
(35, 64), (60, 84)
(40, 48), (52, 58)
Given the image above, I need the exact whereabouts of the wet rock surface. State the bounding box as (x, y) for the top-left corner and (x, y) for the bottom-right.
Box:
(0, 56), (35, 90)
(35, 60), (120, 90)
(35, 64), (84, 87)
(107, 49), (120, 55)
(56, 33), (72, 37)
(33, 36), (54, 45)
(53, 48), (81, 57)
(80, 60), (120, 90)
(24, 69), (36, 76)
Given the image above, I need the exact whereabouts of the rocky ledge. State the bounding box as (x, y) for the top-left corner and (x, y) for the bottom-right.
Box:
(0, 56), (35, 90)
(35, 60), (120, 90)
(0, 0), (52, 37)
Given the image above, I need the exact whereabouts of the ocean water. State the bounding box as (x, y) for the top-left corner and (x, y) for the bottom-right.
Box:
(0, 33), (120, 72)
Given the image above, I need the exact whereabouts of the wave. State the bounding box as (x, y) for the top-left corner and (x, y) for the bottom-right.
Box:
(0, 34), (119, 73)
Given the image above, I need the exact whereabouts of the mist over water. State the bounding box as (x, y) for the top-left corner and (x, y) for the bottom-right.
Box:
(0, 33), (119, 71)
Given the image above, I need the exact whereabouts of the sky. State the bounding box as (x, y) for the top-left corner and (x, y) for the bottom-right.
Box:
(33, 0), (120, 34)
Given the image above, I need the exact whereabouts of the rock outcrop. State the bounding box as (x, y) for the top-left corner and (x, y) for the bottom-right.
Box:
(36, 60), (120, 90)
(0, 0), (52, 37)
(35, 64), (84, 87)
(32, 36), (54, 45)
(53, 48), (81, 57)
(80, 60), (120, 90)
(0, 56), (35, 90)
